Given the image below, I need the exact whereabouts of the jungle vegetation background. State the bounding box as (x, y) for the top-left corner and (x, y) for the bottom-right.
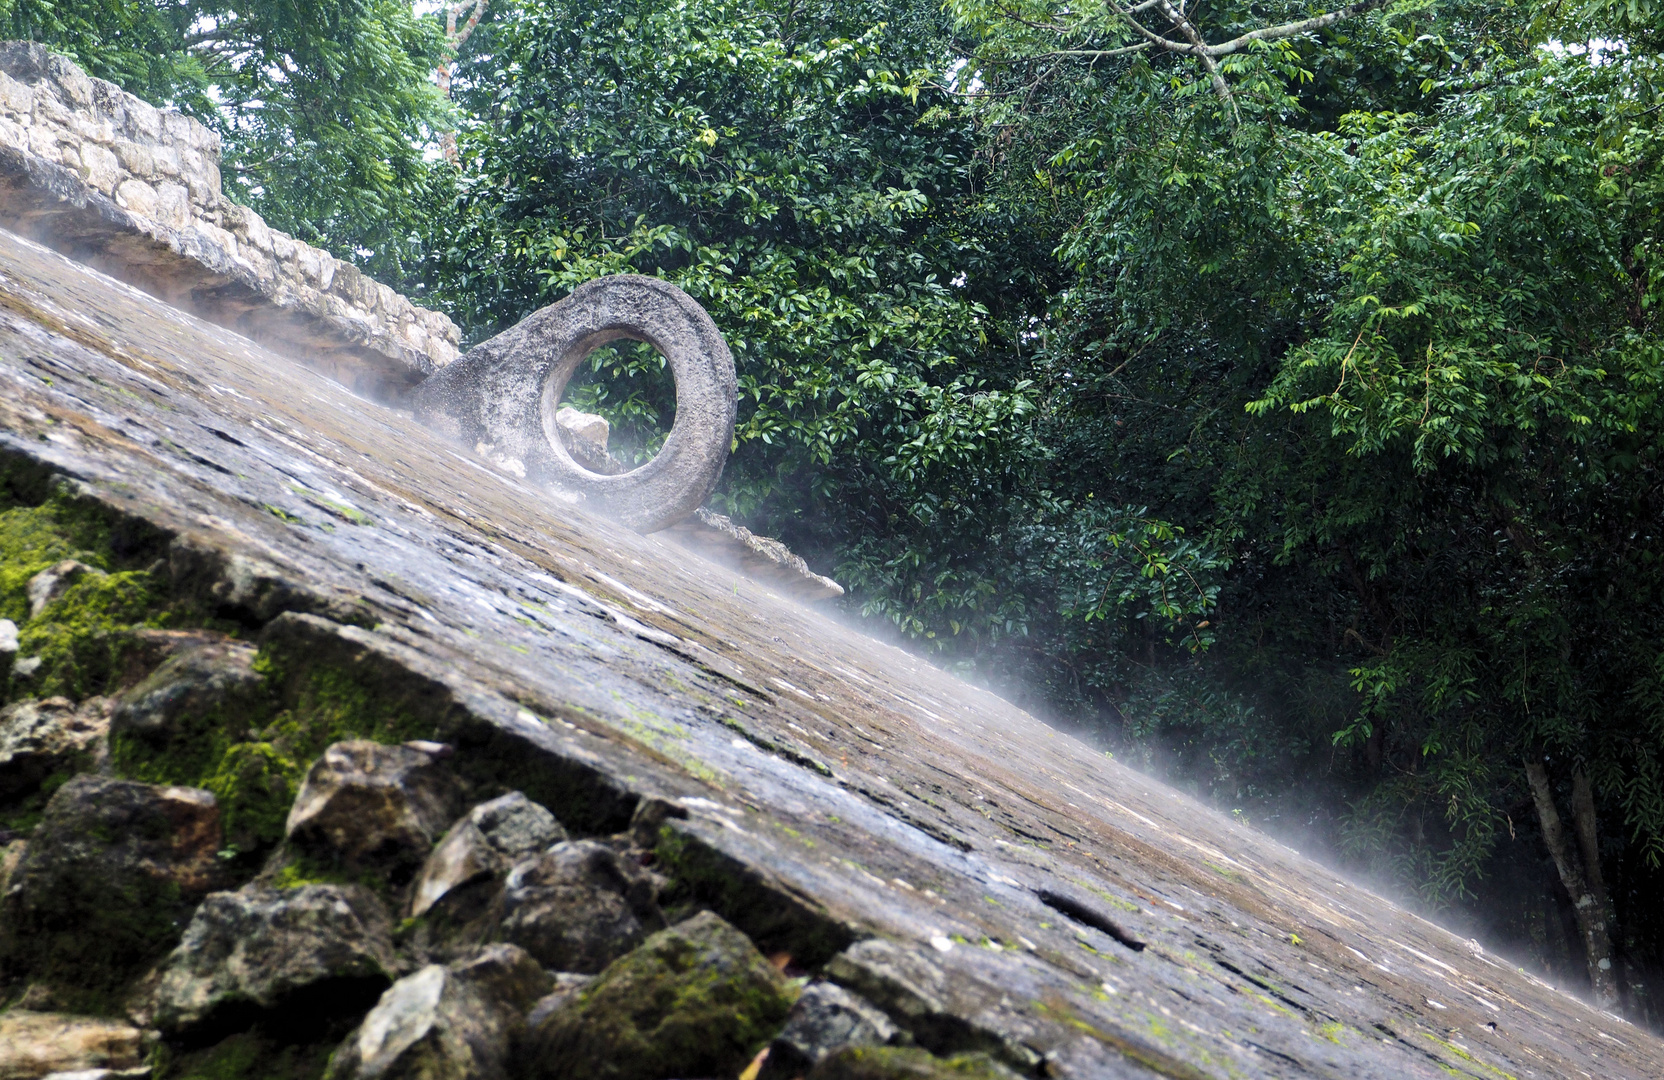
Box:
(25, 0), (1664, 1024)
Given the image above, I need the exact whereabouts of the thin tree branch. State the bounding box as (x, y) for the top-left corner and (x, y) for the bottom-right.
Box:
(1044, 43), (1152, 59)
(1201, 0), (1392, 56)
(1151, 0), (1238, 123)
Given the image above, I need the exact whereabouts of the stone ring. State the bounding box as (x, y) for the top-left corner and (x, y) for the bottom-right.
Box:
(410, 275), (737, 533)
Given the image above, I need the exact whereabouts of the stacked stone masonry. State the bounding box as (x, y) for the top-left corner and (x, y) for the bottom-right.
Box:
(0, 42), (459, 397)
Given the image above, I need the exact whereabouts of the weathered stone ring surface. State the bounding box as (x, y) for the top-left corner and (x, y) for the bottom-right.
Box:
(410, 275), (737, 533)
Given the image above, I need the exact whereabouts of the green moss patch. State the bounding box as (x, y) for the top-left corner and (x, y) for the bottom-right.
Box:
(108, 616), (454, 861)
(529, 910), (795, 1080)
(0, 470), (210, 704)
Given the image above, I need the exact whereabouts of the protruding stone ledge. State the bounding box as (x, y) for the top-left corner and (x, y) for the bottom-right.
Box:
(0, 42), (460, 398)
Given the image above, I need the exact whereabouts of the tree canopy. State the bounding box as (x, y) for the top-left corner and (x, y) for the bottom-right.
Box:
(5, 0), (449, 269)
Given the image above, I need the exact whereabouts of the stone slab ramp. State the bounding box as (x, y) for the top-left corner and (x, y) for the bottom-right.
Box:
(0, 225), (1654, 1078)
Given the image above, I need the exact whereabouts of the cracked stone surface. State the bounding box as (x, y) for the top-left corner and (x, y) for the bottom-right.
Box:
(0, 224), (1659, 1077)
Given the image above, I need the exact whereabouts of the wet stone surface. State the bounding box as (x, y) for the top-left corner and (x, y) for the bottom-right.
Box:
(0, 225), (1660, 1077)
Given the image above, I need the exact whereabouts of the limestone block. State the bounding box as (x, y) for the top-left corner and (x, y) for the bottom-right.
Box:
(418, 308), (460, 344)
(491, 839), (665, 974)
(160, 110), (193, 146)
(271, 231), (295, 263)
(25, 123), (61, 163)
(185, 220), (236, 259)
(150, 142), (179, 177)
(230, 204), (273, 253)
(285, 740), (463, 877)
(31, 94), (72, 130)
(323, 946), (548, 1080)
(77, 142), (120, 194)
(0, 618), (15, 682)
(186, 117), (220, 157)
(761, 981), (904, 1079)
(123, 96), (161, 141)
(113, 178), (157, 217)
(89, 76), (126, 113)
(333, 262), (372, 307)
(556, 408), (611, 458)
(236, 246), (276, 285)
(68, 112), (114, 145)
(45, 54), (91, 107)
(153, 182), (190, 229)
(0, 70), (34, 116)
(198, 156), (221, 202)
(293, 246), (322, 286)
(111, 138), (154, 176)
(411, 791), (566, 918)
(181, 149), (218, 205)
(0, 115), (27, 151)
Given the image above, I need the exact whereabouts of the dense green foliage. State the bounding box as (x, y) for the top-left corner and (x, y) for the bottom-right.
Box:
(50, 0), (1664, 1025)
(417, 0), (1664, 1017)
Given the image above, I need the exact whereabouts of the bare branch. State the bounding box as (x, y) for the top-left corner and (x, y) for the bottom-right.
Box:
(1201, 0), (1392, 55)
(1151, 0), (1238, 123)
(1045, 43), (1152, 59)
(450, 0), (488, 52)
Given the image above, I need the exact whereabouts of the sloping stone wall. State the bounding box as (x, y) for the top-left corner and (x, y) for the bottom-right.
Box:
(0, 43), (458, 397)
(1, 218), (1661, 1078)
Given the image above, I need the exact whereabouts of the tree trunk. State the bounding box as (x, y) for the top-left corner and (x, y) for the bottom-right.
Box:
(1525, 760), (1619, 1010)
(434, 0), (487, 165)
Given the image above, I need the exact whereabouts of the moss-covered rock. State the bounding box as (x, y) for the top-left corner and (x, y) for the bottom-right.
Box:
(0, 483), (201, 706)
(159, 1029), (343, 1080)
(525, 910), (796, 1080)
(148, 884), (398, 1038)
(105, 615), (471, 866)
(761, 980), (904, 1080)
(110, 640), (266, 783)
(0, 489), (118, 626)
(806, 1047), (1024, 1080)
(0, 775), (223, 1011)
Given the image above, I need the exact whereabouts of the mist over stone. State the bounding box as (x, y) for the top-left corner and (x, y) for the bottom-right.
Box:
(0, 44), (1656, 1080)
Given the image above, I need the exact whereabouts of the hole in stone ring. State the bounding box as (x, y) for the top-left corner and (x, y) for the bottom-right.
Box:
(548, 332), (677, 475)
